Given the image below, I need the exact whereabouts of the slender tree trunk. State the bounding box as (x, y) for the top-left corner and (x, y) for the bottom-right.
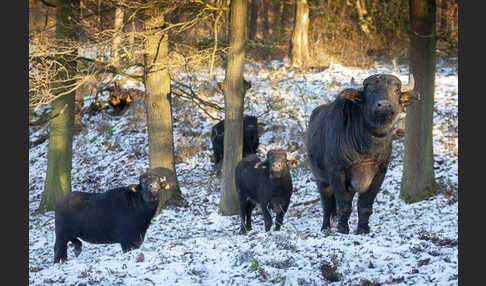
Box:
(280, 0), (294, 39)
(219, 0), (248, 216)
(262, 0), (270, 38)
(272, 0), (282, 38)
(248, 0), (258, 40)
(38, 0), (79, 213)
(290, 0), (310, 68)
(143, 6), (183, 213)
(400, 0), (437, 203)
(111, 4), (124, 67)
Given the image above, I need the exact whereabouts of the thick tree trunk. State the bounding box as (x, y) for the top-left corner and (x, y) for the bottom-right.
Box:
(38, 0), (79, 213)
(290, 0), (310, 68)
(248, 0), (258, 40)
(272, 0), (282, 38)
(143, 7), (183, 213)
(400, 0), (438, 203)
(111, 4), (124, 67)
(219, 0), (247, 216)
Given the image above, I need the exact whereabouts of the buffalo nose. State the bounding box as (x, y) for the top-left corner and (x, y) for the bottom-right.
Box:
(375, 100), (393, 113)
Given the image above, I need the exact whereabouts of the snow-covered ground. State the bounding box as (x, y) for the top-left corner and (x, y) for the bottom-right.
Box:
(29, 58), (458, 286)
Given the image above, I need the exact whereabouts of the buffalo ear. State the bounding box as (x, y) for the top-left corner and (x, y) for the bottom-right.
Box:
(128, 184), (138, 192)
(339, 88), (363, 103)
(254, 160), (268, 169)
(399, 90), (421, 106)
(286, 159), (298, 168)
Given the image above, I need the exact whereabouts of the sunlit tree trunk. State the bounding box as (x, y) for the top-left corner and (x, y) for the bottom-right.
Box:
(38, 0), (79, 213)
(143, 5), (183, 214)
(400, 0), (437, 203)
(219, 0), (248, 216)
(290, 0), (310, 68)
(111, 4), (124, 67)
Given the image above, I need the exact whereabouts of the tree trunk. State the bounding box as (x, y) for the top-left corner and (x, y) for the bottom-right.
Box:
(143, 6), (183, 213)
(272, 0), (282, 38)
(290, 0), (310, 68)
(111, 4), (124, 67)
(38, 0), (79, 213)
(248, 0), (258, 40)
(219, 0), (247, 216)
(280, 0), (294, 39)
(262, 0), (270, 38)
(400, 0), (438, 203)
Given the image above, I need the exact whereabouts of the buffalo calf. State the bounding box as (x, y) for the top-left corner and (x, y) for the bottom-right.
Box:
(235, 150), (295, 234)
(306, 74), (421, 234)
(53, 172), (171, 263)
(211, 115), (259, 165)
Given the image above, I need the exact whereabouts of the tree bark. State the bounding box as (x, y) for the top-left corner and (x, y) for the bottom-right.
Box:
(143, 5), (183, 213)
(38, 0), (79, 213)
(111, 4), (124, 67)
(272, 0), (282, 38)
(248, 0), (258, 40)
(290, 0), (310, 68)
(262, 0), (270, 39)
(400, 0), (438, 203)
(280, 0), (294, 39)
(219, 0), (247, 216)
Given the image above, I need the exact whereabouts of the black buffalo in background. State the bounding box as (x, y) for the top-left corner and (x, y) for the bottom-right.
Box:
(211, 115), (259, 166)
(235, 150), (296, 234)
(53, 172), (171, 263)
(306, 74), (421, 234)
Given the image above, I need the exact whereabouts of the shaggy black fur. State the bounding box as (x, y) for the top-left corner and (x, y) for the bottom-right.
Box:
(211, 115), (259, 165)
(235, 150), (293, 234)
(306, 74), (420, 234)
(53, 173), (170, 263)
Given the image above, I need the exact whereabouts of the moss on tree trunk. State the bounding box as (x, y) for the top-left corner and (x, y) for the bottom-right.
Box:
(38, 0), (79, 213)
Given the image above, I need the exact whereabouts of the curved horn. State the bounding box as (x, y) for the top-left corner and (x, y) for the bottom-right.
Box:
(401, 73), (415, 92)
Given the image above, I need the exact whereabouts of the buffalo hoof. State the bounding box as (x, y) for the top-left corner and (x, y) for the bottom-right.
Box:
(337, 224), (349, 234)
(239, 228), (248, 235)
(355, 225), (370, 235)
(321, 228), (332, 237)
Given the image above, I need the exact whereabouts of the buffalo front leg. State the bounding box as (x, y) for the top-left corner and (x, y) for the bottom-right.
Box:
(317, 180), (335, 232)
(274, 202), (290, 231)
(261, 202), (273, 232)
(356, 169), (386, 234)
(54, 237), (68, 263)
(245, 201), (255, 232)
(331, 172), (354, 234)
(238, 193), (250, 234)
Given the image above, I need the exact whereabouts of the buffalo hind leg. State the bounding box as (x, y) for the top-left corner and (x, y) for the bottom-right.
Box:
(317, 180), (335, 232)
(330, 172), (353, 234)
(71, 238), (83, 257)
(238, 193), (250, 234)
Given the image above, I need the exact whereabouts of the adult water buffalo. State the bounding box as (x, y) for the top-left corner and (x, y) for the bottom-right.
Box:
(53, 172), (171, 263)
(306, 74), (420, 234)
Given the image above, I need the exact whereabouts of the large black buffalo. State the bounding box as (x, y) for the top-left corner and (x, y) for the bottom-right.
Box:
(53, 172), (171, 263)
(235, 150), (296, 234)
(306, 74), (420, 234)
(210, 115), (259, 165)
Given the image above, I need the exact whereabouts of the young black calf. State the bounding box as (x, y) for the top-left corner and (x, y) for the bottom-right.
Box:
(53, 173), (171, 263)
(235, 150), (295, 234)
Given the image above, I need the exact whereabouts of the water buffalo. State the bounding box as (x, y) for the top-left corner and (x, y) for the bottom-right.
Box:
(235, 150), (296, 234)
(53, 172), (171, 263)
(306, 74), (420, 234)
(211, 115), (259, 165)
